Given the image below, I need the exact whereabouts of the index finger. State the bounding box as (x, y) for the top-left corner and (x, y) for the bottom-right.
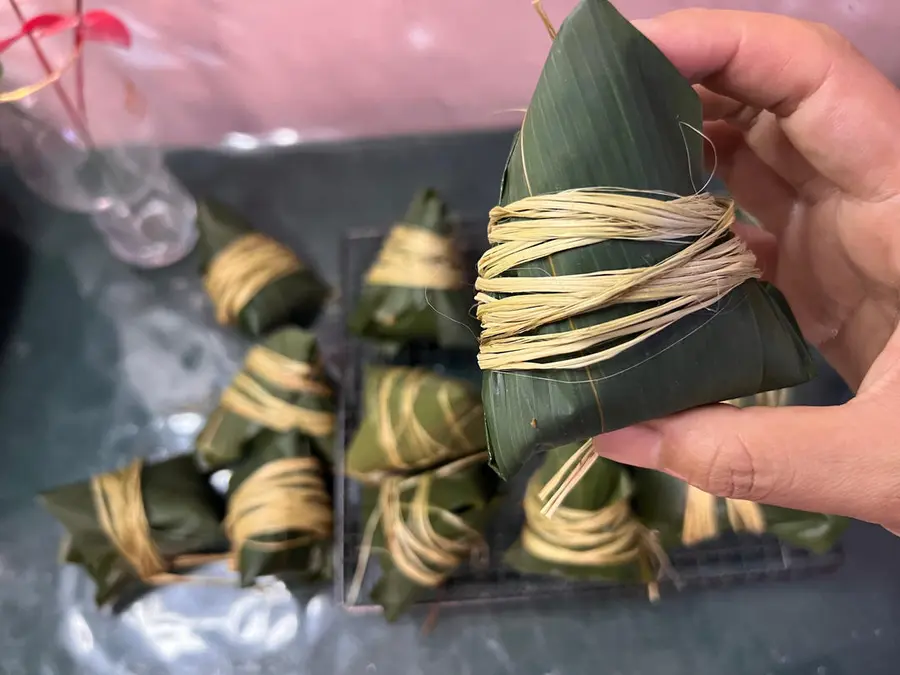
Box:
(635, 9), (900, 202)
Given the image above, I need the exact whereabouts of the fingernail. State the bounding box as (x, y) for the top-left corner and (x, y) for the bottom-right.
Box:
(593, 424), (662, 469)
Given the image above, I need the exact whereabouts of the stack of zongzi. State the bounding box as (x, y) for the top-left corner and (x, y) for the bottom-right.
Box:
(199, 328), (338, 586)
(349, 189), (477, 349)
(346, 364), (497, 617)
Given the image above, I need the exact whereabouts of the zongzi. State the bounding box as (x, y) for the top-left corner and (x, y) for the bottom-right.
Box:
(345, 365), (486, 481)
(39, 455), (227, 606)
(348, 188), (478, 348)
(225, 429), (332, 586)
(631, 390), (849, 554)
(475, 0), (813, 481)
(631, 468), (848, 554)
(196, 327), (336, 469)
(504, 442), (656, 585)
(198, 199), (329, 336)
(348, 453), (498, 621)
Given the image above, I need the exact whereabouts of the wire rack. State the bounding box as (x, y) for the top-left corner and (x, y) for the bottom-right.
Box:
(334, 227), (844, 613)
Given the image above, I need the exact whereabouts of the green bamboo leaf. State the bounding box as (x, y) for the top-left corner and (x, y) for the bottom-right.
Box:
(483, 0), (813, 479)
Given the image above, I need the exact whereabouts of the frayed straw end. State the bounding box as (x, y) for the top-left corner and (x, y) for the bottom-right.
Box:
(538, 440), (596, 518)
(532, 0), (558, 40)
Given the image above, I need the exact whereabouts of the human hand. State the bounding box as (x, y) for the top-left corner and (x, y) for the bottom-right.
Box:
(594, 9), (900, 530)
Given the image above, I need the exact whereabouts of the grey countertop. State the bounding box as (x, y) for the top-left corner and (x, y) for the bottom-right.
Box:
(0, 130), (898, 675)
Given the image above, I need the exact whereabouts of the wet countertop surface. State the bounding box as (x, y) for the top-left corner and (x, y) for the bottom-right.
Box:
(0, 130), (898, 674)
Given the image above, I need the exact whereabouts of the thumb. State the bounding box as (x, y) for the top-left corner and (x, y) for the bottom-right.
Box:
(593, 400), (900, 527)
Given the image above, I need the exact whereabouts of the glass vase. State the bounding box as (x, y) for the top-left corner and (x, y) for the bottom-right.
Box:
(0, 20), (197, 268)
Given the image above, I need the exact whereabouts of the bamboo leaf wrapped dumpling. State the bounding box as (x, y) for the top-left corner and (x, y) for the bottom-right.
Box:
(348, 454), (498, 621)
(631, 469), (848, 554)
(631, 390), (849, 554)
(197, 327), (336, 469)
(39, 455), (227, 607)
(225, 430), (333, 586)
(475, 0), (813, 481)
(504, 442), (656, 585)
(345, 365), (486, 480)
(348, 188), (478, 349)
(198, 200), (329, 336)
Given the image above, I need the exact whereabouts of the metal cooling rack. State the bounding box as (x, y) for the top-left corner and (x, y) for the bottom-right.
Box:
(334, 227), (844, 613)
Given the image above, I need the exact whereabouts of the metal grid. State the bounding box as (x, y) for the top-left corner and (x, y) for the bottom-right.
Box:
(334, 227), (844, 612)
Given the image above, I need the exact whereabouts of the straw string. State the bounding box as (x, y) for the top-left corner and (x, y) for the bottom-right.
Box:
(475, 188), (758, 371)
(346, 452), (488, 605)
(375, 368), (484, 471)
(523, 477), (642, 566)
(91, 459), (225, 584)
(225, 457), (332, 560)
(204, 233), (303, 326)
(365, 224), (465, 290)
(221, 372), (335, 437)
(245, 344), (332, 397)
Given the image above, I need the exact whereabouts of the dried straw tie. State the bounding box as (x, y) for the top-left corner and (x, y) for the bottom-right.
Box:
(220, 345), (335, 437)
(347, 452), (489, 605)
(204, 232), (304, 326)
(475, 188), (758, 370)
(366, 224), (465, 290)
(225, 457), (332, 561)
(91, 460), (223, 584)
(523, 474), (666, 600)
(374, 368), (484, 473)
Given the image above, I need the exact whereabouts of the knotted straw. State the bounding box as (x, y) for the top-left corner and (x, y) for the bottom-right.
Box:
(91, 460), (223, 584)
(225, 457), (332, 562)
(347, 452), (489, 605)
(521, 473), (665, 600)
(220, 344), (334, 438)
(475, 189), (758, 371)
(204, 233), (304, 326)
(372, 368), (484, 474)
(366, 224), (465, 290)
